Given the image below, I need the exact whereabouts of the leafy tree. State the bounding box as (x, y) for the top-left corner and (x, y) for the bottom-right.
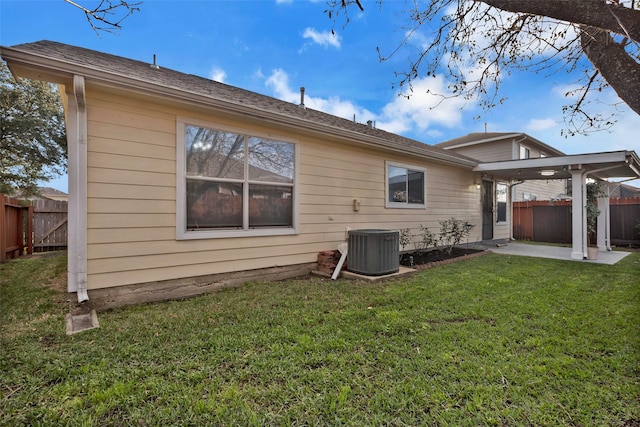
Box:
(64, 0), (141, 33)
(326, 0), (640, 135)
(0, 62), (67, 197)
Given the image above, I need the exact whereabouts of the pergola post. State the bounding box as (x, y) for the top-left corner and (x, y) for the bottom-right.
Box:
(596, 195), (610, 251)
(570, 169), (587, 260)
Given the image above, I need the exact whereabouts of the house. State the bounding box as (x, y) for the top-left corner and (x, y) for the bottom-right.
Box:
(0, 41), (497, 309)
(2, 41), (638, 310)
(601, 181), (640, 199)
(436, 132), (569, 201)
(18, 186), (69, 202)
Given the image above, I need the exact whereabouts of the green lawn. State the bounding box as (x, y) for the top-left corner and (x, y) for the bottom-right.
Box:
(1, 253), (639, 426)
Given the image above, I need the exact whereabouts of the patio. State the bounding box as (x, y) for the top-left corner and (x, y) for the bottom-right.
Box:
(488, 241), (631, 265)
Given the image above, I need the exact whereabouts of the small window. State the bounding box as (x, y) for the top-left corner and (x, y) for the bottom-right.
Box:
(496, 182), (508, 223)
(519, 145), (530, 159)
(386, 161), (426, 208)
(177, 120), (297, 239)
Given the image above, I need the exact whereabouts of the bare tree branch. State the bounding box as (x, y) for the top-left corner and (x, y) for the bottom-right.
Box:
(482, 0), (640, 42)
(580, 25), (640, 115)
(64, 0), (141, 34)
(325, 0), (640, 135)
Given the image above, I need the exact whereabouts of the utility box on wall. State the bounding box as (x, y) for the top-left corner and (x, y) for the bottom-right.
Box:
(347, 229), (399, 276)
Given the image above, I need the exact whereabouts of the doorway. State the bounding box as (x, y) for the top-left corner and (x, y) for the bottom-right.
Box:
(482, 180), (494, 241)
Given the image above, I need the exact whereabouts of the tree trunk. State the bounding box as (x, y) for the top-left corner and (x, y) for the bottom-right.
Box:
(580, 26), (640, 116)
(482, 0), (640, 43)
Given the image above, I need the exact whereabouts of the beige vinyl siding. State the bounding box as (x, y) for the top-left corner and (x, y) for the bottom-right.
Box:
(451, 140), (514, 162)
(84, 86), (484, 290)
(514, 179), (568, 201)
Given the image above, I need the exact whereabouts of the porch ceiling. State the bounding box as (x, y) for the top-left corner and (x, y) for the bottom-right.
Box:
(473, 150), (640, 181)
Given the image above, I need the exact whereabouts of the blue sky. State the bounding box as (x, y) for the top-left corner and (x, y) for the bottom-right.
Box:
(2, 0), (639, 192)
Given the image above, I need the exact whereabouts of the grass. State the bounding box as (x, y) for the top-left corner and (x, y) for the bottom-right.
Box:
(1, 253), (639, 426)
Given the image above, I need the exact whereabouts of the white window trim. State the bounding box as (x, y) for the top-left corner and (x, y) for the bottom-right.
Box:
(176, 117), (299, 240)
(496, 181), (509, 225)
(385, 160), (427, 209)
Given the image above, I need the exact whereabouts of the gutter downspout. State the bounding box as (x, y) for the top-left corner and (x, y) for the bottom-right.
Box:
(586, 164), (625, 253)
(67, 75), (89, 302)
(508, 180), (524, 240)
(570, 168), (588, 259)
(571, 163), (632, 259)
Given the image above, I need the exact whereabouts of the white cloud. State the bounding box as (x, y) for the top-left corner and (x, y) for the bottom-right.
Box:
(378, 76), (466, 134)
(264, 69), (466, 138)
(275, 0), (293, 3)
(265, 69), (375, 121)
(301, 27), (341, 49)
(526, 118), (557, 132)
(210, 67), (227, 83)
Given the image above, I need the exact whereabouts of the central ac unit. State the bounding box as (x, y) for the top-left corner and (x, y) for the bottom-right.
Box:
(348, 229), (399, 276)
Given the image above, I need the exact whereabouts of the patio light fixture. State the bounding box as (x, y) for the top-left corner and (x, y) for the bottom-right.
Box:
(540, 170), (555, 177)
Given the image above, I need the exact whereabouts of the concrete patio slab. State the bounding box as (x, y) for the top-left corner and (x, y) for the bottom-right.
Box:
(488, 242), (631, 265)
(65, 309), (99, 335)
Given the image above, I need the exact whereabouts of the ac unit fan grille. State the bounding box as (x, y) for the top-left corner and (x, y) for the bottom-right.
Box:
(347, 229), (399, 276)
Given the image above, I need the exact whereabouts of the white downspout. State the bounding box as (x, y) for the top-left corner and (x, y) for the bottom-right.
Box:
(570, 164), (624, 260)
(67, 75), (89, 302)
(508, 180), (524, 240)
(585, 165), (624, 254)
(570, 168), (588, 260)
(597, 196), (610, 251)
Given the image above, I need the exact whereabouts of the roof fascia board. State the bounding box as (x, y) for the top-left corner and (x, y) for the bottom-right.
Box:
(474, 151), (629, 172)
(1, 46), (476, 169)
(444, 133), (565, 156)
(443, 133), (522, 149)
(521, 134), (565, 156)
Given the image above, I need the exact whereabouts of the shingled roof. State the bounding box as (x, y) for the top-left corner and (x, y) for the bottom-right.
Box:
(436, 132), (565, 156)
(1, 40), (477, 168)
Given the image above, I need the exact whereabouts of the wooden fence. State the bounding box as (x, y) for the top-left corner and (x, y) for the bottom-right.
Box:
(1, 195), (68, 262)
(1, 194), (33, 262)
(513, 198), (640, 246)
(32, 199), (68, 252)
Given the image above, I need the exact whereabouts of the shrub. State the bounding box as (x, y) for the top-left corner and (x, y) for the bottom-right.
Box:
(399, 228), (412, 252)
(439, 217), (472, 255)
(415, 224), (439, 255)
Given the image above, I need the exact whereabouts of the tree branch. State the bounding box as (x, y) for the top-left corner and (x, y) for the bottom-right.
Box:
(64, 0), (141, 33)
(580, 26), (640, 115)
(481, 0), (640, 43)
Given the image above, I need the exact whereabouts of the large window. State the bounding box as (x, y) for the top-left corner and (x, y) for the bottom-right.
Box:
(386, 161), (426, 208)
(496, 182), (508, 223)
(177, 120), (297, 239)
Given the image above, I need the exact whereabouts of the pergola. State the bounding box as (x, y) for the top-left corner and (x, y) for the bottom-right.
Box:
(474, 150), (640, 260)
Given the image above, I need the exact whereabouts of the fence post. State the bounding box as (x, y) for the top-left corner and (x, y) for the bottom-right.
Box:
(0, 194), (6, 262)
(26, 204), (34, 255)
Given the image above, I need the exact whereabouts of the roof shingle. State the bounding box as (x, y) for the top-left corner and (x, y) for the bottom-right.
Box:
(2, 40), (478, 167)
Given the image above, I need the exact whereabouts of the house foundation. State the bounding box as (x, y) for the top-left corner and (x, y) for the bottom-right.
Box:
(83, 262), (316, 312)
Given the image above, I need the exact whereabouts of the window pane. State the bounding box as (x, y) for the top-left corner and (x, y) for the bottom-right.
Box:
(497, 183), (508, 223)
(185, 125), (245, 179)
(187, 180), (242, 229)
(388, 166), (408, 203)
(247, 137), (294, 183)
(249, 184), (292, 227)
(407, 170), (424, 204)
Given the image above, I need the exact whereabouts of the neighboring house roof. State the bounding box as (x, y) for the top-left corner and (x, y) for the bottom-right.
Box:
(436, 132), (565, 157)
(0, 40), (478, 169)
(16, 186), (68, 201)
(602, 181), (640, 198)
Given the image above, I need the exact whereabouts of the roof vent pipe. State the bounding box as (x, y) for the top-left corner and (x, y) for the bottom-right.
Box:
(299, 87), (306, 109)
(150, 54), (160, 70)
